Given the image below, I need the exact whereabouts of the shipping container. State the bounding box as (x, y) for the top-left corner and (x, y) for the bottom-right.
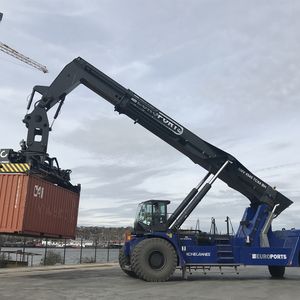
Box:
(0, 173), (80, 239)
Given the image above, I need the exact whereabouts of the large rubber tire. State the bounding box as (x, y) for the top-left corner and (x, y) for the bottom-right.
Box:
(119, 246), (137, 278)
(268, 266), (285, 279)
(131, 238), (177, 282)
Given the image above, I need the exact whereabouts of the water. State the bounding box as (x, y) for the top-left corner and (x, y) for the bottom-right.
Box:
(1, 247), (119, 266)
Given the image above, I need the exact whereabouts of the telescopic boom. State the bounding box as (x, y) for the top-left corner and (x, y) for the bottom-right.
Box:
(21, 57), (292, 215)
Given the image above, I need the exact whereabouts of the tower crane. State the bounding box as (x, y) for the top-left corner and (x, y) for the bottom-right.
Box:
(0, 12), (48, 73)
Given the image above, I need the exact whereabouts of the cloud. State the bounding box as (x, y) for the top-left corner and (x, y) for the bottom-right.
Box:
(1, 0), (300, 231)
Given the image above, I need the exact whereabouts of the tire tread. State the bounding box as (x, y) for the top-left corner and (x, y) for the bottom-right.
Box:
(131, 238), (177, 282)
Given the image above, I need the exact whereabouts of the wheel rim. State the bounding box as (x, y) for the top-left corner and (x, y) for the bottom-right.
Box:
(148, 251), (165, 269)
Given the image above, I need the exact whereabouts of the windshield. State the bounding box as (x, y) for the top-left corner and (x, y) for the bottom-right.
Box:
(135, 202), (167, 226)
(135, 203), (153, 226)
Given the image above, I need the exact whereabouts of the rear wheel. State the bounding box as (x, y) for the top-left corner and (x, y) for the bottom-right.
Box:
(268, 266), (285, 278)
(131, 238), (177, 282)
(119, 246), (137, 278)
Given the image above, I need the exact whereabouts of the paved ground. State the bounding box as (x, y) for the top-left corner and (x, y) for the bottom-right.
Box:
(0, 264), (299, 300)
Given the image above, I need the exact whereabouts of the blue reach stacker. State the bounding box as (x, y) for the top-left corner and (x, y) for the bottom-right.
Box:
(1, 57), (299, 281)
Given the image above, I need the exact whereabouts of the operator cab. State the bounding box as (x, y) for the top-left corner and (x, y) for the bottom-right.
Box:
(134, 200), (170, 233)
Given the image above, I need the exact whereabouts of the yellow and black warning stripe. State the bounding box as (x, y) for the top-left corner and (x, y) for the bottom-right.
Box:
(0, 163), (30, 173)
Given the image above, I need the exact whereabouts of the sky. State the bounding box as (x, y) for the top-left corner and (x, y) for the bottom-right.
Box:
(0, 0), (300, 232)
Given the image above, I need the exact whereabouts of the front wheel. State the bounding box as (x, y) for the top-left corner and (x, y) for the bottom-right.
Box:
(119, 246), (137, 278)
(268, 266), (285, 279)
(131, 238), (177, 282)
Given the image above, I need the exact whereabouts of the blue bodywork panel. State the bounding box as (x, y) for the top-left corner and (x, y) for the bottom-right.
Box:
(124, 205), (300, 269)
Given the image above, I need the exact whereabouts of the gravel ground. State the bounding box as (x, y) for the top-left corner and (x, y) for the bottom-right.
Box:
(0, 264), (299, 300)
